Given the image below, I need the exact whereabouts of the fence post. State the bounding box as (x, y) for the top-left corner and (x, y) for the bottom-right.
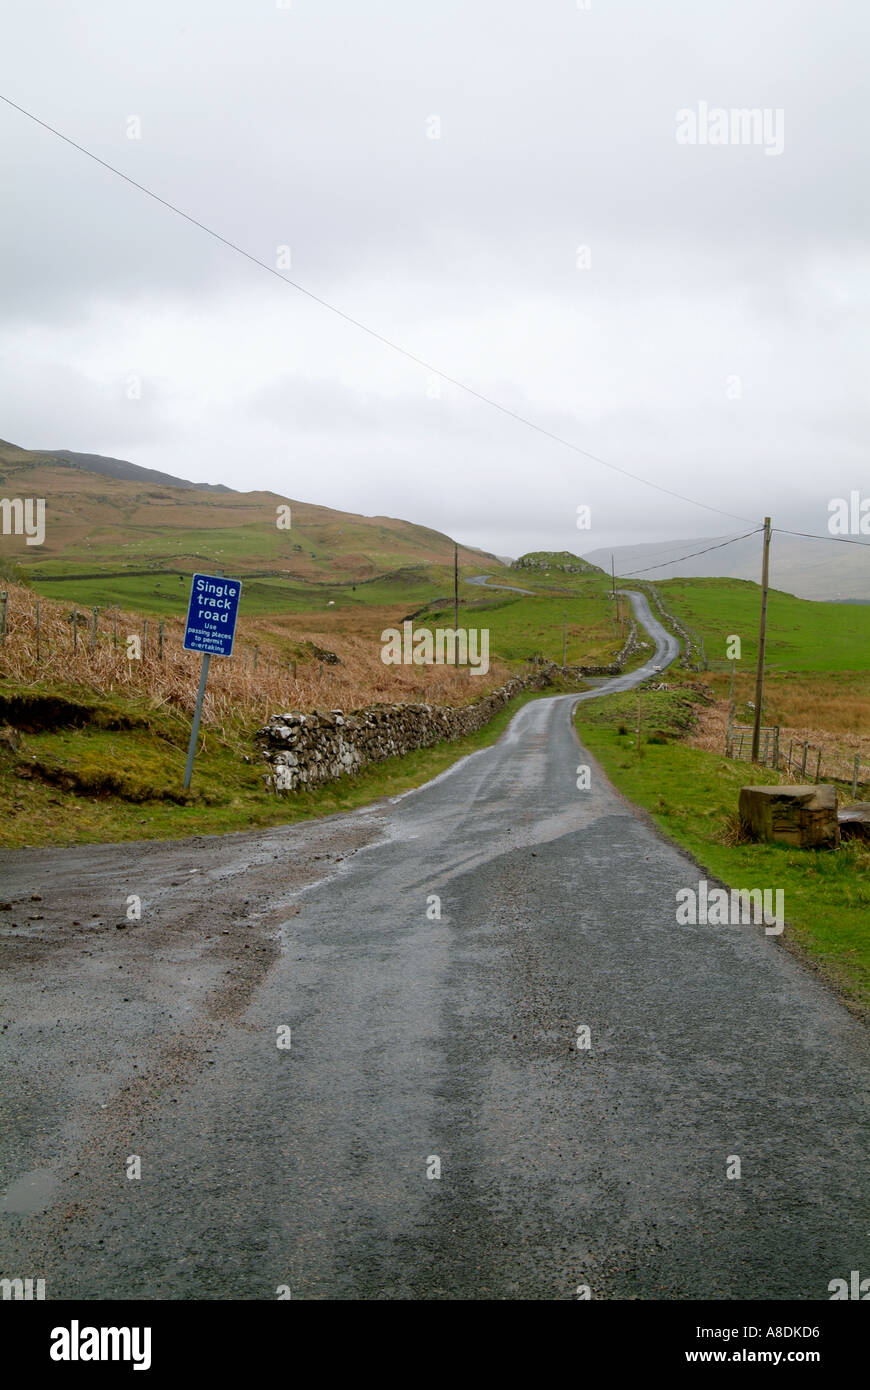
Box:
(73, 606), (78, 651)
(853, 755), (860, 801)
(729, 660), (735, 718)
(800, 742), (808, 777)
(35, 599), (40, 662)
(815, 748), (822, 784)
(773, 726), (779, 770)
(0, 589), (6, 643)
(90, 607), (98, 653)
(158, 621), (164, 661)
(787, 740), (793, 776)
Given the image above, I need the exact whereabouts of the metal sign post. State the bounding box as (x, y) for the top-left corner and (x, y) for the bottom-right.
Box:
(182, 572), (242, 790)
(183, 652), (211, 791)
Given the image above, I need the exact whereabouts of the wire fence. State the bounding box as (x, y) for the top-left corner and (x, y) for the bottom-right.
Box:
(725, 717), (870, 800)
(0, 583), (491, 733)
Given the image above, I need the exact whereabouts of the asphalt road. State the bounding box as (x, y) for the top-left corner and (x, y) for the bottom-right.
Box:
(1, 594), (867, 1300)
(466, 574), (535, 595)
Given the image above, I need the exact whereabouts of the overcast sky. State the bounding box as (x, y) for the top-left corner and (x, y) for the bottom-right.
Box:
(1, 0), (868, 559)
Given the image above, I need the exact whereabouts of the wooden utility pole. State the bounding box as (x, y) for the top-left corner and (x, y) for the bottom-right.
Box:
(453, 542), (459, 669)
(453, 543), (459, 629)
(750, 517), (771, 763)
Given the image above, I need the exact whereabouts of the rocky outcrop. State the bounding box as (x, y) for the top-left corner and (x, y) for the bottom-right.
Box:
(512, 551), (600, 575)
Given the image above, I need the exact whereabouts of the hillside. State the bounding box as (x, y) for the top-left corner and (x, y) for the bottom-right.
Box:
(0, 439), (499, 600)
(658, 576), (870, 673)
(24, 445), (233, 493)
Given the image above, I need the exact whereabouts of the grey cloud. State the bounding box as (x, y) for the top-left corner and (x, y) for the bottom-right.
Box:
(0, 0), (867, 555)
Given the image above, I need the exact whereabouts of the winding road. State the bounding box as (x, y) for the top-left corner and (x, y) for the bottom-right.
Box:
(466, 573), (536, 595)
(1, 593), (867, 1300)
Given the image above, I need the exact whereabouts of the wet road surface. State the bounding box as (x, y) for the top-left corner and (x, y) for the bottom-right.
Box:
(1, 594), (867, 1299)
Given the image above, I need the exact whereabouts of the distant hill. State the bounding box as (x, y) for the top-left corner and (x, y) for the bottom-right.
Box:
(31, 445), (232, 493)
(0, 438), (499, 585)
(584, 532), (870, 602)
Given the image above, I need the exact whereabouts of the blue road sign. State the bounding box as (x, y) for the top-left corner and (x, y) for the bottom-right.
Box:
(183, 573), (242, 657)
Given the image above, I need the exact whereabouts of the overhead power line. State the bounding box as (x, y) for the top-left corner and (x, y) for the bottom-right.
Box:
(611, 530), (747, 563)
(620, 528), (764, 575)
(0, 90), (756, 526)
(773, 527), (870, 549)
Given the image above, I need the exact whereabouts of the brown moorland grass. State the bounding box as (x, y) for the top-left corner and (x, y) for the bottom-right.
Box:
(688, 669), (870, 788)
(0, 583), (513, 733)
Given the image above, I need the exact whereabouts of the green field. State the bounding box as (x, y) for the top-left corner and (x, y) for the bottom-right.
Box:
(576, 686), (870, 1014)
(23, 567), (456, 618)
(651, 577), (870, 672)
(420, 577), (628, 667)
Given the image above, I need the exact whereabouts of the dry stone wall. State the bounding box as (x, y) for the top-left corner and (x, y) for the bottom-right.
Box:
(630, 582), (704, 669)
(255, 664), (547, 789)
(259, 664), (562, 793)
(256, 614), (645, 795)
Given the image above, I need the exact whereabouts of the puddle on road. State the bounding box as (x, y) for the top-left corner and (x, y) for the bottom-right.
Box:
(2, 1167), (57, 1215)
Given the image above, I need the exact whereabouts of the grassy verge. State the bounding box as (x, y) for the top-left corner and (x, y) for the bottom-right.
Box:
(575, 685), (870, 1014)
(0, 685), (571, 850)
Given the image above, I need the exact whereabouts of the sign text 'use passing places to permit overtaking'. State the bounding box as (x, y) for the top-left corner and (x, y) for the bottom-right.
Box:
(183, 574), (242, 657)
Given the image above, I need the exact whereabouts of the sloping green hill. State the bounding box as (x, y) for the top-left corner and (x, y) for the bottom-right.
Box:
(0, 438), (499, 610)
(657, 576), (870, 672)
